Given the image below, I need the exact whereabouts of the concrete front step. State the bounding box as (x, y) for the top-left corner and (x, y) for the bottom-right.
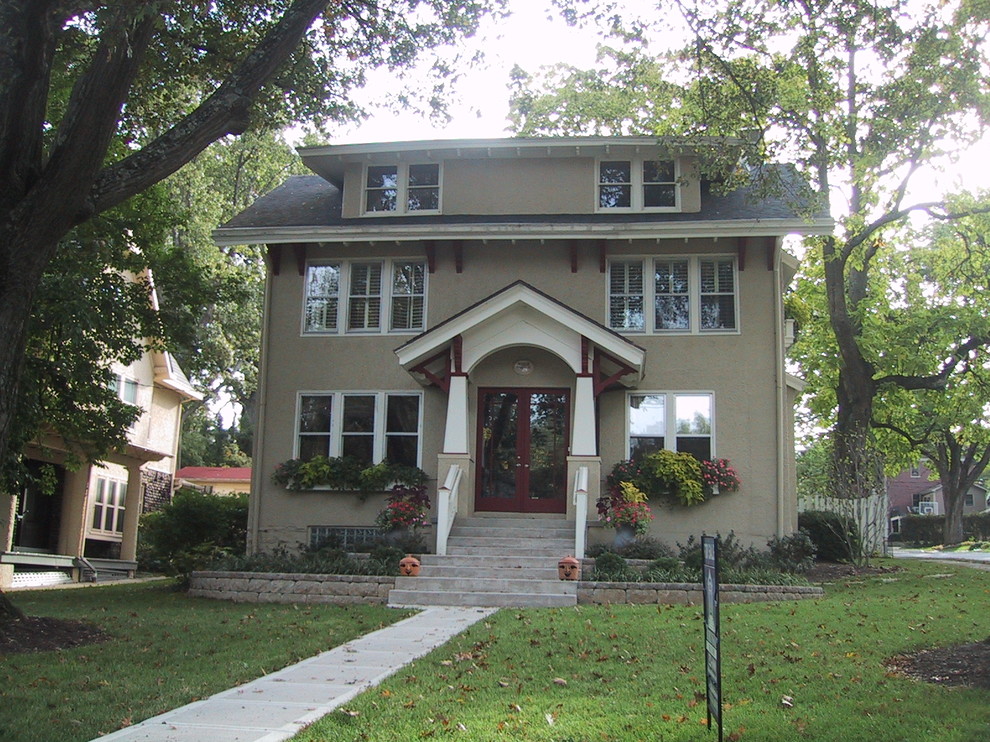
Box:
(453, 515), (566, 529)
(388, 589), (576, 608)
(419, 564), (560, 580)
(420, 554), (564, 569)
(446, 545), (571, 557)
(449, 525), (574, 539)
(395, 576), (576, 595)
(445, 536), (573, 551)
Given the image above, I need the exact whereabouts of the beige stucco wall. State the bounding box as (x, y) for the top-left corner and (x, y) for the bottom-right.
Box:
(252, 234), (794, 554)
(338, 153), (701, 218)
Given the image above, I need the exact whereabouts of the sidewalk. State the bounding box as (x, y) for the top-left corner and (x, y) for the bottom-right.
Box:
(93, 606), (497, 742)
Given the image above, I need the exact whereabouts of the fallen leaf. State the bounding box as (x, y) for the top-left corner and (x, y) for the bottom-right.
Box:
(340, 709), (360, 717)
(781, 696), (794, 708)
(545, 713), (556, 726)
(553, 677), (568, 686)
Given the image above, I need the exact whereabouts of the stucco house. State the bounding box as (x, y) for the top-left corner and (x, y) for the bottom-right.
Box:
(216, 136), (831, 604)
(0, 279), (201, 589)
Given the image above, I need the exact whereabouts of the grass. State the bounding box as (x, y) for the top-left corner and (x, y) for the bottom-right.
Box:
(0, 580), (410, 742)
(295, 559), (990, 742)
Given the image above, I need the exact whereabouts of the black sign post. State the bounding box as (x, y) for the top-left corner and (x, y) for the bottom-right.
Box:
(702, 534), (723, 742)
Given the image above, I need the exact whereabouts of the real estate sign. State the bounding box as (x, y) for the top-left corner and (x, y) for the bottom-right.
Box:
(702, 534), (723, 742)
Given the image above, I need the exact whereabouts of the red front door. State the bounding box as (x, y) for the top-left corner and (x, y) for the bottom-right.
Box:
(475, 388), (569, 513)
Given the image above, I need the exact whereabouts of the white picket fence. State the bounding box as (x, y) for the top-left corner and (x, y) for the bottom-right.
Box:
(799, 493), (889, 555)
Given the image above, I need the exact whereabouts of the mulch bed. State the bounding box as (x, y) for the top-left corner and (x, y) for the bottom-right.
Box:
(886, 638), (990, 690)
(0, 616), (111, 655)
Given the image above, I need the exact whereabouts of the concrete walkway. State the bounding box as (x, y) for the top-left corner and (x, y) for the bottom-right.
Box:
(94, 606), (496, 742)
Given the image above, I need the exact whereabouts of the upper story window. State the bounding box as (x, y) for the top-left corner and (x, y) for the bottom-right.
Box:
(303, 259), (426, 335)
(608, 256), (738, 334)
(110, 374), (139, 405)
(598, 159), (678, 211)
(364, 163), (440, 215)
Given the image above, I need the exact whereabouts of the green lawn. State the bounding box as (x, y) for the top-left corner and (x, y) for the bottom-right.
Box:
(296, 560), (990, 742)
(0, 580), (410, 742)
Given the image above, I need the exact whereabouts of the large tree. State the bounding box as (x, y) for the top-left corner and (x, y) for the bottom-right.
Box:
(520, 0), (990, 506)
(0, 0), (498, 618)
(0, 0), (496, 490)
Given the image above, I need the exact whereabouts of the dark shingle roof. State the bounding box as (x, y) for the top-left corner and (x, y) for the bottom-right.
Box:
(220, 165), (827, 232)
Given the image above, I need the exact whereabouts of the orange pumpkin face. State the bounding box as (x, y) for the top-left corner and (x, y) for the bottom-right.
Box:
(399, 555), (421, 576)
(557, 556), (580, 581)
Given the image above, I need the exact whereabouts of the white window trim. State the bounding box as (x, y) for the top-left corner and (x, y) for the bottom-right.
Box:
(596, 157), (681, 213)
(361, 162), (442, 217)
(302, 259), (428, 336)
(293, 390), (423, 468)
(625, 391), (716, 460)
(89, 476), (126, 539)
(112, 374), (140, 405)
(606, 255), (740, 335)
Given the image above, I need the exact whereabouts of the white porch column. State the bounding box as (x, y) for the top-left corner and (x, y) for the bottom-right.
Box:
(118, 463), (145, 566)
(572, 376), (597, 456)
(443, 375), (470, 454)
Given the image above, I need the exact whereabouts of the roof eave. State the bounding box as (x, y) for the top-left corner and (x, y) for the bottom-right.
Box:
(213, 218), (834, 247)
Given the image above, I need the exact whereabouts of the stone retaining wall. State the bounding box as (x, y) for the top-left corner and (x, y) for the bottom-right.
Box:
(189, 571), (823, 606)
(578, 581), (824, 605)
(188, 571), (395, 604)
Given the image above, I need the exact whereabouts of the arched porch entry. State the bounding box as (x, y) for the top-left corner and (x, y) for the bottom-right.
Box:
(396, 282), (645, 517)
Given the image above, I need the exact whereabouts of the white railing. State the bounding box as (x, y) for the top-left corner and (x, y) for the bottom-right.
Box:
(435, 464), (462, 556)
(572, 466), (589, 559)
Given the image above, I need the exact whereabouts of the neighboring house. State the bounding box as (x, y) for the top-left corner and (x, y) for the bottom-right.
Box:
(888, 462), (988, 532)
(216, 136), (832, 558)
(0, 280), (201, 589)
(175, 466), (252, 495)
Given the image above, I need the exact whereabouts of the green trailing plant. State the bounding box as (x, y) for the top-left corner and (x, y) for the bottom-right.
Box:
(605, 452), (741, 508)
(271, 456), (428, 493)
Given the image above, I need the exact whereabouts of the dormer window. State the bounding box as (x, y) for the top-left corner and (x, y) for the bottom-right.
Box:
(364, 163), (440, 215)
(598, 159), (678, 211)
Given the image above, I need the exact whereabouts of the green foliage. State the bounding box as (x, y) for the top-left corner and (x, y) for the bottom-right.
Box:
(138, 488), (248, 575)
(213, 545), (399, 576)
(590, 551), (637, 581)
(587, 537), (676, 560)
(799, 510), (862, 563)
(271, 457), (428, 493)
(678, 532), (764, 571)
(767, 530), (818, 574)
(637, 450), (705, 505)
(897, 513), (990, 546)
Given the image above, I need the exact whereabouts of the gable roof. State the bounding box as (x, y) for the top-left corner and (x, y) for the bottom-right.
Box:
(396, 281), (645, 379)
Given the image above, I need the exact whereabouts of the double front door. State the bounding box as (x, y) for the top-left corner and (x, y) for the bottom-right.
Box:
(475, 388), (569, 513)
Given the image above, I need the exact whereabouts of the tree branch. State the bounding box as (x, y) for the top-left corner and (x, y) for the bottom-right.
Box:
(89, 0), (331, 216)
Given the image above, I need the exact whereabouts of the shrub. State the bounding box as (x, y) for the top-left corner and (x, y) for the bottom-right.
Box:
(798, 510), (861, 561)
(678, 532), (766, 571)
(213, 546), (397, 576)
(897, 514), (944, 545)
(767, 531), (817, 574)
(587, 538), (675, 560)
(591, 551), (637, 581)
(138, 488), (248, 576)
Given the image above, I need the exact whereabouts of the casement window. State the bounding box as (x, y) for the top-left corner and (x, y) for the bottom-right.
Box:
(110, 374), (139, 405)
(608, 256), (738, 333)
(628, 392), (713, 461)
(598, 159), (678, 211)
(364, 163), (440, 215)
(90, 477), (126, 535)
(295, 392), (421, 468)
(303, 260), (426, 335)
